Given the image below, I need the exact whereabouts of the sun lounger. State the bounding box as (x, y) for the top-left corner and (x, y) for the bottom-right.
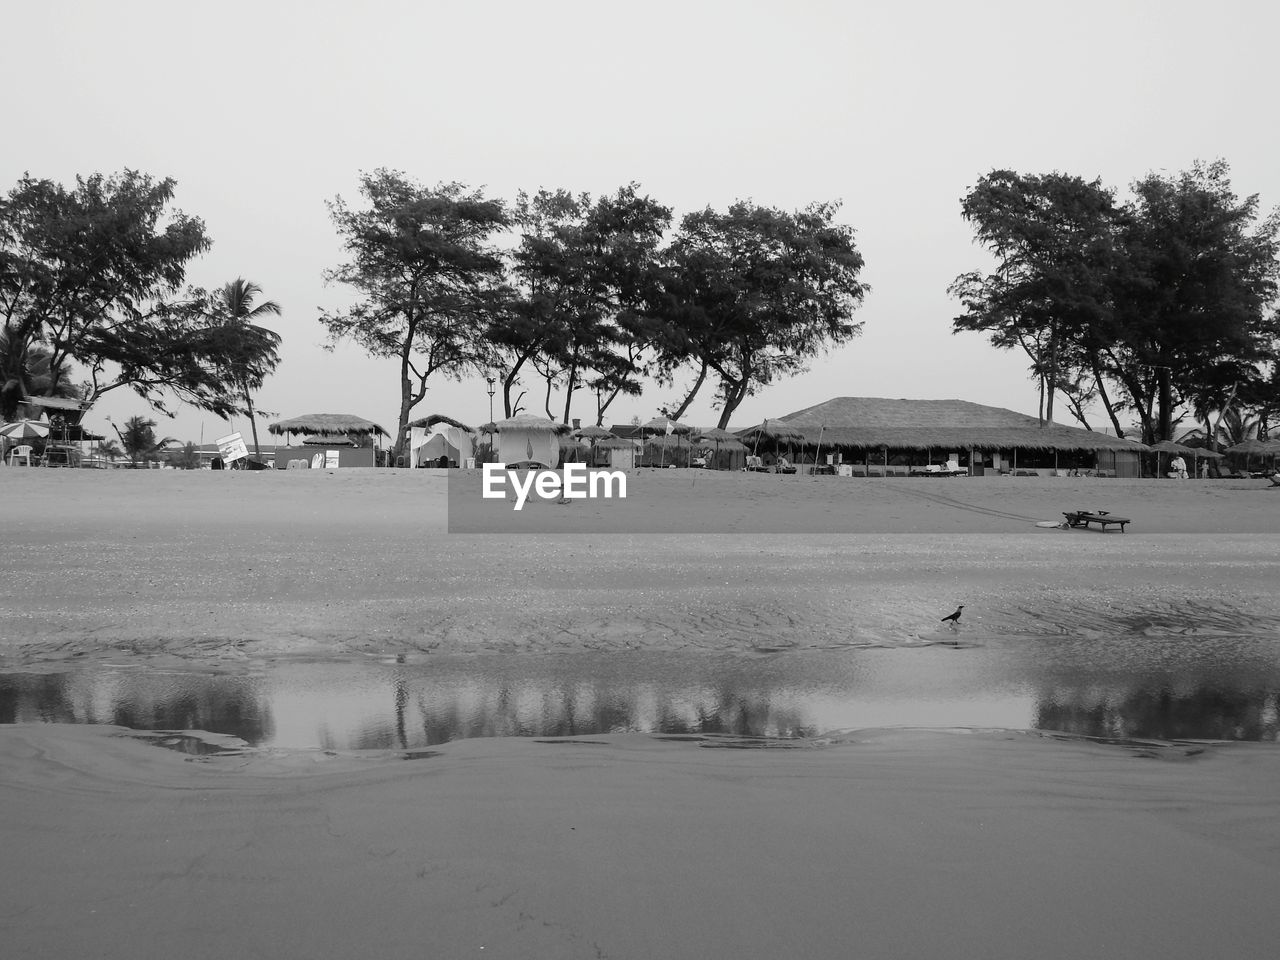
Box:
(1062, 510), (1130, 532)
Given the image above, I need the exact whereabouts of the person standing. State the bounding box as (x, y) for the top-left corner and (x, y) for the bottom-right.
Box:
(1170, 454), (1187, 479)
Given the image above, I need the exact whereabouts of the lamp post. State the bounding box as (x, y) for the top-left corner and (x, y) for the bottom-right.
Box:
(485, 374), (496, 464)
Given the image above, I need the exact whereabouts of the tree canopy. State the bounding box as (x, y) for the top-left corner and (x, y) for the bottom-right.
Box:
(320, 170), (509, 457)
(0, 170), (283, 421)
(658, 200), (869, 428)
(952, 161), (1280, 443)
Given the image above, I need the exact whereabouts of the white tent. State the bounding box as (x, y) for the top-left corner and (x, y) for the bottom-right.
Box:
(410, 423), (475, 467)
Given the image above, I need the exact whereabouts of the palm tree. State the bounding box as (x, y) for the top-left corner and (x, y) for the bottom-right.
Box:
(1, 332), (84, 420)
(113, 415), (176, 466)
(96, 438), (124, 463)
(207, 279), (282, 459)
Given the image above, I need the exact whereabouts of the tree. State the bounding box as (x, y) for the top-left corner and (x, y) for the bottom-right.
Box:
(950, 170), (1123, 429)
(206, 278), (282, 458)
(489, 184), (671, 424)
(1109, 161), (1280, 442)
(0, 332), (85, 418)
(0, 170), (280, 421)
(951, 162), (1280, 442)
(164, 441), (203, 470)
(658, 200), (868, 428)
(320, 170), (508, 459)
(112, 415), (175, 466)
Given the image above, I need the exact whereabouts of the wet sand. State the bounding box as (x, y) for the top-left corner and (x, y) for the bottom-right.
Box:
(3, 469), (1280, 957)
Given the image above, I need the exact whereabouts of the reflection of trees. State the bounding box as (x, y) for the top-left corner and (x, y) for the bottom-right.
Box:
(110, 676), (275, 745)
(1035, 685), (1279, 741)
(0, 667), (825, 749)
(0, 673), (78, 724)
(0, 672), (276, 745)
(363, 675), (819, 748)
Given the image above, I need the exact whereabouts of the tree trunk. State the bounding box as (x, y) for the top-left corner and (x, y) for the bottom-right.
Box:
(715, 376), (750, 430)
(1044, 321), (1057, 425)
(543, 372), (555, 420)
(1090, 358), (1126, 438)
(1157, 366), (1173, 442)
(668, 358), (709, 422)
(243, 381), (261, 458)
(394, 342), (416, 462)
(560, 356), (579, 425)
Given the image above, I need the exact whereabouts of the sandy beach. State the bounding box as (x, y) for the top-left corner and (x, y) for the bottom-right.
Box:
(3, 468), (1280, 958)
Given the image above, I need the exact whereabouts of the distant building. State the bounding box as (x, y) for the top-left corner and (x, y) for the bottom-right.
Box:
(771, 397), (1147, 477)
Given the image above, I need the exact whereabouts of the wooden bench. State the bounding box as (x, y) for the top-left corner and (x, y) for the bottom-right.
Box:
(1063, 510), (1130, 532)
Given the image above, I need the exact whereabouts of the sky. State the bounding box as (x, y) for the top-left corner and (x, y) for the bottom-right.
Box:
(7, 0), (1280, 445)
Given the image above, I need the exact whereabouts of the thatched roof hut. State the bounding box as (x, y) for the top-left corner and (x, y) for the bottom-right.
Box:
(268, 414), (389, 438)
(773, 398), (1148, 452)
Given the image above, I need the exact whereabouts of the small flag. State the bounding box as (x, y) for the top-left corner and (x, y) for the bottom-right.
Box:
(665, 420), (674, 436)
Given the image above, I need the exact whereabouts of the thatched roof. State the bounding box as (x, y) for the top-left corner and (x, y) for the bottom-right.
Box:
(495, 414), (572, 434)
(694, 427), (737, 441)
(607, 424), (645, 439)
(643, 416), (694, 435)
(1151, 440), (1221, 457)
(737, 421), (807, 443)
(1225, 438), (1280, 454)
(407, 414), (474, 432)
(772, 398), (1148, 452)
(595, 437), (640, 450)
(573, 425), (615, 440)
(268, 414), (389, 437)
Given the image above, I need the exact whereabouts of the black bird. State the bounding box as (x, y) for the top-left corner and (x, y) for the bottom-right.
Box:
(940, 604), (964, 625)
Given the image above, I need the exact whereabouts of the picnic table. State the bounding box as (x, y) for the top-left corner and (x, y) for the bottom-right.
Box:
(1063, 510), (1130, 532)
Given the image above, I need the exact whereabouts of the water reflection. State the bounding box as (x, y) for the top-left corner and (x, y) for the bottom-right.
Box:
(2, 641), (1280, 749)
(1036, 685), (1280, 742)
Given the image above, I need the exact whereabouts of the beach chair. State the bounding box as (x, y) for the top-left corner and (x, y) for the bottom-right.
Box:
(1062, 510), (1130, 532)
(8, 444), (34, 466)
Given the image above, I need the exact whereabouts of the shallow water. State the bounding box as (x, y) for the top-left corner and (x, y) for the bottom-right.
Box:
(4, 628), (1280, 749)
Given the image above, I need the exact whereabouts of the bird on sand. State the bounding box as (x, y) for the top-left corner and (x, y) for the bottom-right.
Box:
(940, 604), (964, 625)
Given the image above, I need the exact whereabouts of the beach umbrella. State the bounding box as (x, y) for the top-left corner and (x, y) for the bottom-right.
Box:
(0, 419), (49, 440)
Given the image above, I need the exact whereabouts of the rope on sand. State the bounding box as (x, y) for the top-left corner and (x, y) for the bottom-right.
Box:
(888, 485), (1061, 525)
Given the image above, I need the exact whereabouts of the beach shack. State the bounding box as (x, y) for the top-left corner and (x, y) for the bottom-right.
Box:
(267, 414), (388, 469)
(407, 414), (476, 468)
(758, 397), (1148, 477)
(594, 436), (638, 469)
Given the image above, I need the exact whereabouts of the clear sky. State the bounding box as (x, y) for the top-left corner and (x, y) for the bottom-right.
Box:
(7, 0), (1279, 444)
